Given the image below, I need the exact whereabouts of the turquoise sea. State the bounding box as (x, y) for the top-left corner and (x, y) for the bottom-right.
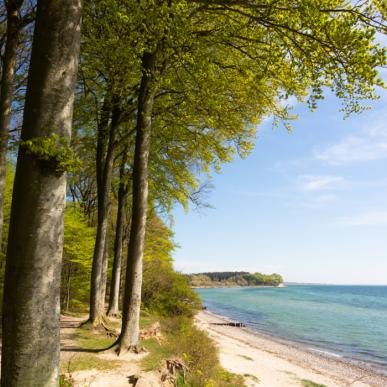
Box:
(196, 285), (387, 373)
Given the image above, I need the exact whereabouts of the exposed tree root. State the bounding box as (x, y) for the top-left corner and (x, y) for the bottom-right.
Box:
(79, 315), (119, 337)
(106, 341), (147, 357)
(125, 345), (146, 355)
(101, 319), (119, 337)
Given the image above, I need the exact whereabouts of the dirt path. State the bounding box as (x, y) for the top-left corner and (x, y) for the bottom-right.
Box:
(60, 315), (145, 387)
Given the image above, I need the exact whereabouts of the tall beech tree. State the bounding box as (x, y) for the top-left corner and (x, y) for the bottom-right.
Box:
(0, 0), (23, 246)
(71, 87), (124, 324)
(88, 92), (122, 324)
(1, 0), (82, 385)
(107, 145), (131, 317)
(115, 49), (160, 353)
(0, 0), (34, 248)
(79, 0), (142, 324)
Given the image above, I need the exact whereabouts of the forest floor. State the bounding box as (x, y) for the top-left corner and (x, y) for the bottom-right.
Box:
(60, 314), (162, 386)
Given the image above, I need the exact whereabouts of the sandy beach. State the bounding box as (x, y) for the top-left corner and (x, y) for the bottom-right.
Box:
(195, 311), (387, 387)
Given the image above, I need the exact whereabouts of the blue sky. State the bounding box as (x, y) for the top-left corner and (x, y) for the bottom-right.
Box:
(172, 81), (387, 285)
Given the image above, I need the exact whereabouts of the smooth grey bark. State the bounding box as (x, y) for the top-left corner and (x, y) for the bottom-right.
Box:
(116, 51), (157, 353)
(0, 0), (82, 385)
(89, 99), (119, 324)
(89, 96), (111, 323)
(99, 231), (109, 309)
(0, 0), (23, 248)
(107, 154), (128, 317)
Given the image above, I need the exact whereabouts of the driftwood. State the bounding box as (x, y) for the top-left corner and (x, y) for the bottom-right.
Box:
(211, 322), (246, 327)
(160, 358), (189, 386)
(131, 358), (188, 387)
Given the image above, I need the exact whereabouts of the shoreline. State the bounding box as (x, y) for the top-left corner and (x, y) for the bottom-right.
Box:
(195, 310), (387, 387)
(205, 309), (386, 373)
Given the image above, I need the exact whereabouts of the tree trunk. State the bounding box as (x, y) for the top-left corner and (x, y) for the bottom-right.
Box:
(89, 99), (119, 324)
(116, 51), (158, 353)
(107, 153), (128, 317)
(0, 0), (23, 248)
(0, 0), (82, 385)
(99, 231), (109, 309)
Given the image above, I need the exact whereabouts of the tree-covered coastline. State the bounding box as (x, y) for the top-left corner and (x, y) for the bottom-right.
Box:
(0, 0), (385, 385)
(188, 271), (284, 288)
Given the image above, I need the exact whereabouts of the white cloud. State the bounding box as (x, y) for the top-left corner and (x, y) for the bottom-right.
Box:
(315, 136), (387, 164)
(298, 175), (345, 191)
(315, 111), (387, 165)
(339, 211), (387, 226)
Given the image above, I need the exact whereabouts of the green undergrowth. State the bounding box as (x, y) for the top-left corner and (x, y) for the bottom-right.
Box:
(142, 336), (175, 370)
(59, 374), (73, 387)
(142, 315), (245, 386)
(140, 312), (161, 329)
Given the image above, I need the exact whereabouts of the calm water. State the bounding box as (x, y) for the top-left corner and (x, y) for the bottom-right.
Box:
(197, 285), (387, 371)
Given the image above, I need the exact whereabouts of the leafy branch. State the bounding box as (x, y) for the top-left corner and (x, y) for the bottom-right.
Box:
(20, 134), (82, 173)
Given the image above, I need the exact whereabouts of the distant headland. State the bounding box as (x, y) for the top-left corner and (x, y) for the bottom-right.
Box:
(187, 271), (284, 288)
